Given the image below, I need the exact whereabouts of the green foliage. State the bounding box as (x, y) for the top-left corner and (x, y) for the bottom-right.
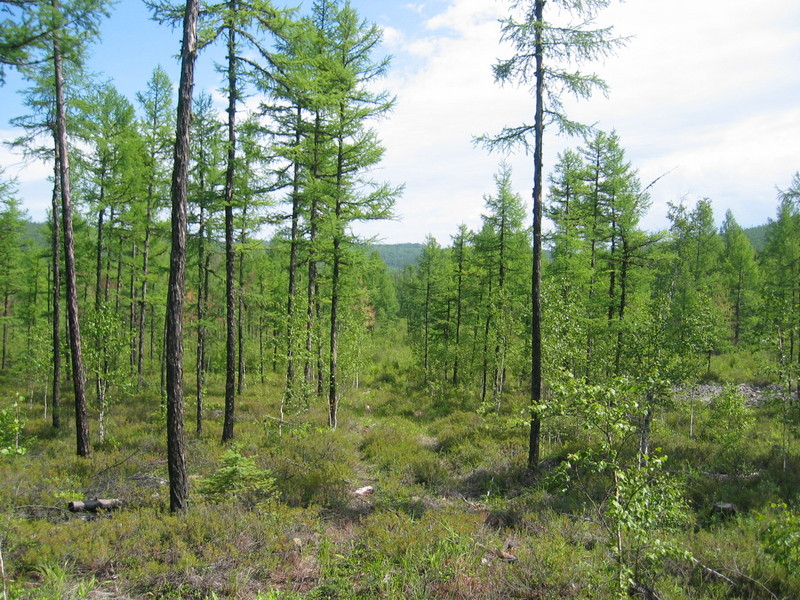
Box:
(743, 222), (770, 251)
(0, 397), (27, 456)
(265, 427), (358, 508)
(198, 447), (276, 508)
(761, 502), (800, 571)
(703, 386), (754, 447)
(30, 562), (98, 600)
(548, 376), (691, 597)
(372, 243), (423, 272)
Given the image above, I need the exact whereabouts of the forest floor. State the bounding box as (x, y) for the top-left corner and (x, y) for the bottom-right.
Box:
(1, 354), (799, 600)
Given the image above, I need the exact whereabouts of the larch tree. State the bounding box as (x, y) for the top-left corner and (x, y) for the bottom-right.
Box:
(319, 0), (399, 428)
(474, 164), (528, 406)
(188, 91), (224, 435)
(135, 66), (175, 381)
(720, 210), (759, 345)
(41, 0), (112, 456)
(479, 0), (625, 469)
(0, 189), (26, 372)
(197, 0), (283, 442)
(761, 174), (800, 393)
(163, 0), (200, 513)
(8, 65), (65, 428)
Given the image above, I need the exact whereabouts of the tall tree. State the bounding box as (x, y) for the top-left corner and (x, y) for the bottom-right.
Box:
(480, 0), (624, 469)
(720, 210), (759, 345)
(8, 66), (65, 428)
(201, 0), (281, 442)
(0, 184), (26, 371)
(163, 0), (199, 513)
(135, 66), (175, 380)
(189, 91), (224, 435)
(319, 0), (398, 428)
(762, 174), (800, 392)
(44, 0), (111, 456)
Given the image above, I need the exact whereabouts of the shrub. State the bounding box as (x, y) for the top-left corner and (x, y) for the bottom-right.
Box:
(0, 398), (27, 456)
(761, 502), (800, 572)
(266, 428), (358, 508)
(197, 447), (276, 508)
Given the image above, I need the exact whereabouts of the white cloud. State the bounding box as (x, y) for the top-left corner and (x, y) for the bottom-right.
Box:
(381, 25), (406, 49)
(404, 3), (426, 15)
(358, 0), (800, 243)
(0, 130), (52, 219)
(424, 0), (504, 33)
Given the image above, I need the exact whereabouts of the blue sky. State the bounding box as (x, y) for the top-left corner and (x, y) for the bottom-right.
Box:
(2, 0), (799, 244)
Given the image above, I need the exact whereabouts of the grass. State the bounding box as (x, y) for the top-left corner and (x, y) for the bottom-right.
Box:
(1, 340), (799, 599)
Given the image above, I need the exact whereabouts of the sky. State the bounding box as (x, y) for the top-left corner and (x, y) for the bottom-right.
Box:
(1, 0), (799, 245)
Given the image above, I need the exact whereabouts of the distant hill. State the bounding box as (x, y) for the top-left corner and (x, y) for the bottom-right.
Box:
(743, 223), (770, 252)
(372, 243), (422, 271)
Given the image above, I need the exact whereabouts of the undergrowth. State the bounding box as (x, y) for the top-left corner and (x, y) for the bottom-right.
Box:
(0, 347), (798, 599)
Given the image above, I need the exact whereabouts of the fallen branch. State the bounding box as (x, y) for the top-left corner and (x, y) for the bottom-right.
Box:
(690, 556), (736, 586)
(67, 498), (122, 513)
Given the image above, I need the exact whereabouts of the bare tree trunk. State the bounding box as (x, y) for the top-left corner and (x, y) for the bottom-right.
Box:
(328, 245), (340, 429)
(137, 201), (152, 381)
(196, 206), (206, 435)
(165, 0), (199, 513)
(51, 167), (61, 429)
(53, 6), (90, 457)
(527, 0), (544, 471)
(95, 204), (104, 310)
(237, 207), (247, 395)
(283, 107), (301, 405)
(2, 291), (9, 370)
(222, 4), (238, 443)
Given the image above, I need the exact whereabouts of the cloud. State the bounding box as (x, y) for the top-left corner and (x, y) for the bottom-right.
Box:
(0, 131), (52, 219)
(404, 3), (426, 15)
(381, 25), (405, 49)
(361, 0), (536, 243)
(358, 0), (800, 244)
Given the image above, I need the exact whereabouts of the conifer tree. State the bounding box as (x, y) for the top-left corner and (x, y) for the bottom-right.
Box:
(720, 210), (759, 345)
(0, 187), (26, 371)
(135, 66), (175, 380)
(480, 0), (625, 469)
(163, 0), (199, 513)
(189, 92), (224, 435)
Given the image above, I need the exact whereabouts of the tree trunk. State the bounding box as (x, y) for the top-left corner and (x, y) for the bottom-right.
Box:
(164, 0), (199, 514)
(527, 0), (544, 471)
(94, 202), (104, 310)
(328, 238), (341, 429)
(53, 6), (90, 457)
(137, 201), (152, 381)
(237, 207), (246, 396)
(196, 205), (206, 435)
(51, 168), (61, 429)
(304, 233), (318, 395)
(283, 107), (301, 405)
(452, 236), (464, 386)
(304, 112), (322, 395)
(222, 6), (238, 443)
(2, 290), (9, 370)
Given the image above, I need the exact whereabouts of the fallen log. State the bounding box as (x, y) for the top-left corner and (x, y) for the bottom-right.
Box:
(67, 498), (122, 513)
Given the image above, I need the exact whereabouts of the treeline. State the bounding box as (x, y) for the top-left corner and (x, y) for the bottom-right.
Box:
(397, 133), (800, 411)
(0, 0), (400, 451)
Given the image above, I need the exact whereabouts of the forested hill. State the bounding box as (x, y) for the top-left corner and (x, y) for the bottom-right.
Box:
(372, 226), (768, 270)
(743, 223), (770, 251)
(370, 243), (423, 271)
